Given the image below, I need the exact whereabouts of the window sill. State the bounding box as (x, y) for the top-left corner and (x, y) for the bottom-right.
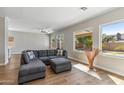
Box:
(73, 49), (85, 53)
(73, 50), (124, 58)
(73, 50), (124, 59)
(100, 52), (124, 59)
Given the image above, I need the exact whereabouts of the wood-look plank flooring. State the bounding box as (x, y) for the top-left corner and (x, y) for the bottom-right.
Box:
(0, 55), (20, 85)
(25, 65), (124, 85)
(0, 54), (124, 85)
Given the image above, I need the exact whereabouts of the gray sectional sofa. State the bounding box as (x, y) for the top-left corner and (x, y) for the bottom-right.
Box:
(19, 49), (71, 84)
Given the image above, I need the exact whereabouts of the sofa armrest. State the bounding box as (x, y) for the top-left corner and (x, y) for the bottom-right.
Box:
(63, 50), (68, 58)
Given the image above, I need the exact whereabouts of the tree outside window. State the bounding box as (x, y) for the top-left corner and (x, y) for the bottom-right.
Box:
(75, 31), (93, 51)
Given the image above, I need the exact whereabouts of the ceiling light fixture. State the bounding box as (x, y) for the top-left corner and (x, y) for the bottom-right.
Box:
(40, 29), (48, 33)
(81, 7), (88, 11)
(40, 28), (53, 34)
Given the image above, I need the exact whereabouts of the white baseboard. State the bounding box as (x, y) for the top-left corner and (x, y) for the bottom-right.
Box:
(0, 59), (5, 66)
(68, 56), (84, 63)
(0, 58), (11, 66)
(69, 56), (124, 76)
(0, 63), (5, 66)
(95, 64), (124, 76)
(0, 61), (8, 66)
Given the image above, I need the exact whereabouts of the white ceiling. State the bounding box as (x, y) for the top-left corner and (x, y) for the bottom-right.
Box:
(0, 7), (116, 34)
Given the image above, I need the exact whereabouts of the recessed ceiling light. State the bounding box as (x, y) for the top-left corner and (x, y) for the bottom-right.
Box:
(80, 7), (88, 11)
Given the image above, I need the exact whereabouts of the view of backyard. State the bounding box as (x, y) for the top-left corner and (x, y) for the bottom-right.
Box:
(102, 20), (124, 56)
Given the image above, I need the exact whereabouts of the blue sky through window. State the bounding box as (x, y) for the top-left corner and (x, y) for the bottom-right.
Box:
(102, 21), (124, 35)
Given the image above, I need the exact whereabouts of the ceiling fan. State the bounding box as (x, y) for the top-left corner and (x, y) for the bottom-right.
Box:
(40, 29), (48, 34)
(40, 28), (53, 34)
(80, 7), (88, 11)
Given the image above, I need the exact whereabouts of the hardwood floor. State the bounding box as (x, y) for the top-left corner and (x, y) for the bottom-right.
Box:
(0, 54), (124, 85)
(25, 62), (124, 85)
(0, 55), (20, 85)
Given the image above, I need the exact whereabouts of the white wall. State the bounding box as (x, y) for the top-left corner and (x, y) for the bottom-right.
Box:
(0, 17), (8, 65)
(9, 31), (49, 54)
(51, 8), (124, 76)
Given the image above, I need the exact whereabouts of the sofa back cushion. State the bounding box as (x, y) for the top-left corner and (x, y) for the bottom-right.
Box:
(63, 50), (68, 58)
(47, 50), (57, 56)
(22, 51), (37, 64)
(22, 52), (30, 64)
(38, 50), (47, 57)
(32, 50), (38, 58)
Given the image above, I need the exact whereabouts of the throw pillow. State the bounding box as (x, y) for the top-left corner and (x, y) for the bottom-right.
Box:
(27, 51), (35, 60)
(57, 49), (63, 56)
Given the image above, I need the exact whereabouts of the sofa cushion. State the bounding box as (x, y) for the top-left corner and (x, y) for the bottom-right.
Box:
(50, 58), (71, 65)
(38, 50), (47, 57)
(50, 58), (72, 73)
(39, 57), (49, 62)
(47, 50), (57, 56)
(32, 50), (38, 58)
(19, 59), (46, 76)
(48, 56), (58, 59)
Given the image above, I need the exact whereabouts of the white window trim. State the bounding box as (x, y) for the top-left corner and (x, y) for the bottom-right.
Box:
(51, 33), (64, 49)
(57, 33), (64, 49)
(73, 27), (93, 52)
(99, 19), (124, 58)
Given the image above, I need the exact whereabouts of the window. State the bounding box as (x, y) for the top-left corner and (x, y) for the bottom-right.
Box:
(51, 35), (57, 49)
(74, 31), (93, 51)
(101, 20), (124, 56)
(56, 34), (64, 49)
(51, 34), (64, 49)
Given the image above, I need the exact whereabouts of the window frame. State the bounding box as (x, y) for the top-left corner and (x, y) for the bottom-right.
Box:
(99, 19), (124, 58)
(73, 27), (93, 52)
(50, 35), (57, 49)
(50, 33), (64, 49)
(56, 33), (64, 49)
